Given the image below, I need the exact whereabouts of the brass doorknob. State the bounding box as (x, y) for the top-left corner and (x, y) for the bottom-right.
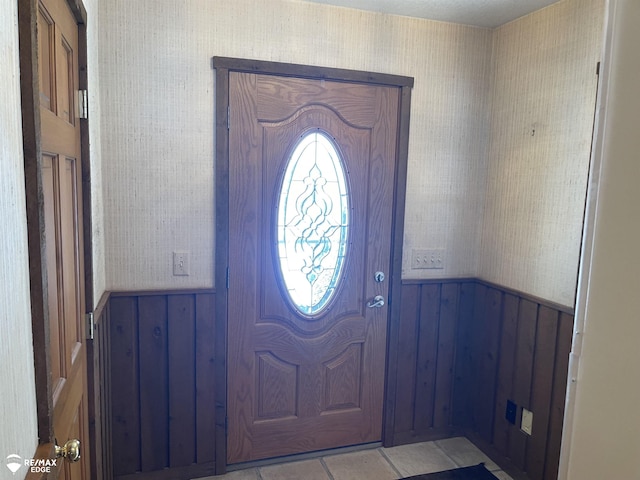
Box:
(55, 439), (81, 462)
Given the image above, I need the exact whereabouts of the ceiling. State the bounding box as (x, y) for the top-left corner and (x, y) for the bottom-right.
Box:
(303, 0), (562, 28)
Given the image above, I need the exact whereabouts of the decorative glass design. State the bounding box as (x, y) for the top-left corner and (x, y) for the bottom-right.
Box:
(277, 131), (349, 315)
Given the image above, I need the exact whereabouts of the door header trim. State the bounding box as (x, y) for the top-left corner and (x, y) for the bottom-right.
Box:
(211, 56), (414, 88)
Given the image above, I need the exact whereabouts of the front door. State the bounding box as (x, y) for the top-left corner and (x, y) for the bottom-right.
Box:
(37, 0), (89, 476)
(227, 72), (401, 463)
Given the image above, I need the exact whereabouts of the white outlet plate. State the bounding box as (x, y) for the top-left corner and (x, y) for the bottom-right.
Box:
(521, 408), (533, 435)
(173, 251), (190, 276)
(411, 248), (445, 269)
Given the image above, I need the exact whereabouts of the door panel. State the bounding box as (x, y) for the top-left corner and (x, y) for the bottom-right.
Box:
(228, 72), (400, 463)
(38, 0), (89, 476)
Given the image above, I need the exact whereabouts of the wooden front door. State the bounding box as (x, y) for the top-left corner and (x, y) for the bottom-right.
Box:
(37, 0), (90, 476)
(227, 72), (401, 463)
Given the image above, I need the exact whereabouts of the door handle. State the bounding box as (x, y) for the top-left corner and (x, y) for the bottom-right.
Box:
(367, 295), (385, 308)
(55, 439), (81, 463)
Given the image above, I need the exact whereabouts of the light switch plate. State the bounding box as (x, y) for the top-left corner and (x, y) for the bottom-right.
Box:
(411, 248), (445, 269)
(173, 251), (190, 276)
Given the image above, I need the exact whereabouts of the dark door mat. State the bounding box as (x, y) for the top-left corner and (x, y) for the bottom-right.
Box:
(402, 463), (500, 480)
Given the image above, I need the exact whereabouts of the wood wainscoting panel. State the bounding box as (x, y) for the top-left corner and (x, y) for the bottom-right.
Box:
(110, 296), (140, 475)
(108, 291), (216, 479)
(392, 280), (474, 443)
(138, 296), (170, 472)
(451, 282), (477, 430)
(104, 281), (571, 480)
(454, 281), (574, 480)
(471, 284), (503, 443)
(88, 292), (113, 480)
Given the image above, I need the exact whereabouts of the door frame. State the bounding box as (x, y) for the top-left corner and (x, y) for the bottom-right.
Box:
(17, 0), (96, 475)
(212, 57), (413, 474)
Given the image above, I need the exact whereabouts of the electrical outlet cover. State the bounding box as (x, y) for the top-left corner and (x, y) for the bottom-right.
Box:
(521, 408), (533, 435)
(505, 400), (517, 425)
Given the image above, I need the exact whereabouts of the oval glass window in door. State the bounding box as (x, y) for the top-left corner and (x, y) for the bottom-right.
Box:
(276, 131), (350, 315)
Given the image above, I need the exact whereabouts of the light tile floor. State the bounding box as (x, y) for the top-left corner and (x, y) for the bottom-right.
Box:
(193, 437), (514, 480)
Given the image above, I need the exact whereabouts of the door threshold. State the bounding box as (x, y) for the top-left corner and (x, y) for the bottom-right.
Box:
(226, 441), (382, 472)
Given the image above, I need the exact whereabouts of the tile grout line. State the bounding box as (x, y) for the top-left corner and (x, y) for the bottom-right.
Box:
(319, 456), (336, 480)
(433, 440), (464, 468)
(434, 438), (503, 473)
(378, 447), (404, 479)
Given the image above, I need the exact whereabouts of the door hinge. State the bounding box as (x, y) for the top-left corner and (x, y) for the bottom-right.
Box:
(227, 105), (230, 130)
(86, 312), (94, 340)
(225, 416), (228, 435)
(226, 267), (230, 289)
(77, 90), (88, 119)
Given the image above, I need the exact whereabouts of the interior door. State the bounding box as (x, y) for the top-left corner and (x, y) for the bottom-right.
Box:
(37, 0), (89, 476)
(227, 72), (400, 463)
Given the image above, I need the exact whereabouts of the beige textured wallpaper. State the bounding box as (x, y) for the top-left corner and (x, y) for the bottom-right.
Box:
(0, 0), (39, 465)
(480, 0), (605, 306)
(99, 0), (603, 306)
(98, 0), (493, 290)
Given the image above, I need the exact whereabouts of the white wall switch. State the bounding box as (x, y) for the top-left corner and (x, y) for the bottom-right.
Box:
(173, 251), (190, 276)
(521, 408), (533, 435)
(411, 248), (445, 269)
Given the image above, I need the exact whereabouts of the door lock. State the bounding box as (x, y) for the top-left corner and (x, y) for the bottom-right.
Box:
(55, 439), (81, 463)
(374, 271), (385, 282)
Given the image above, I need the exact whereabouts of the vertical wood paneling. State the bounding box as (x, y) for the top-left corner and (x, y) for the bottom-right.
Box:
(468, 283), (487, 434)
(110, 297), (140, 476)
(509, 298), (538, 470)
(473, 287), (503, 443)
(452, 282), (477, 429)
(525, 306), (559, 479)
(107, 282), (572, 480)
(433, 283), (459, 428)
(109, 291), (217, 479)
(90, 298), (113, 480)
(413, 284), (440, 431)
(492, 293), (519, 456)
(395, 284), (420, 433)
(138, 296), (169, 472)
(168, 295), (196, 467)
(448, 281), (573, 480)
(394, 281), (472, 442)
(101, 304), (114, 480)
(196, 293), (216, 464)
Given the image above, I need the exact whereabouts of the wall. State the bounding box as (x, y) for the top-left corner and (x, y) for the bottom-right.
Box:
(98, 0), (606, 309)
(0, 0), (39, 475)
(98, 0), (493, 291)
(480, 0), (605, 307)
(563, 1), (640, 478)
